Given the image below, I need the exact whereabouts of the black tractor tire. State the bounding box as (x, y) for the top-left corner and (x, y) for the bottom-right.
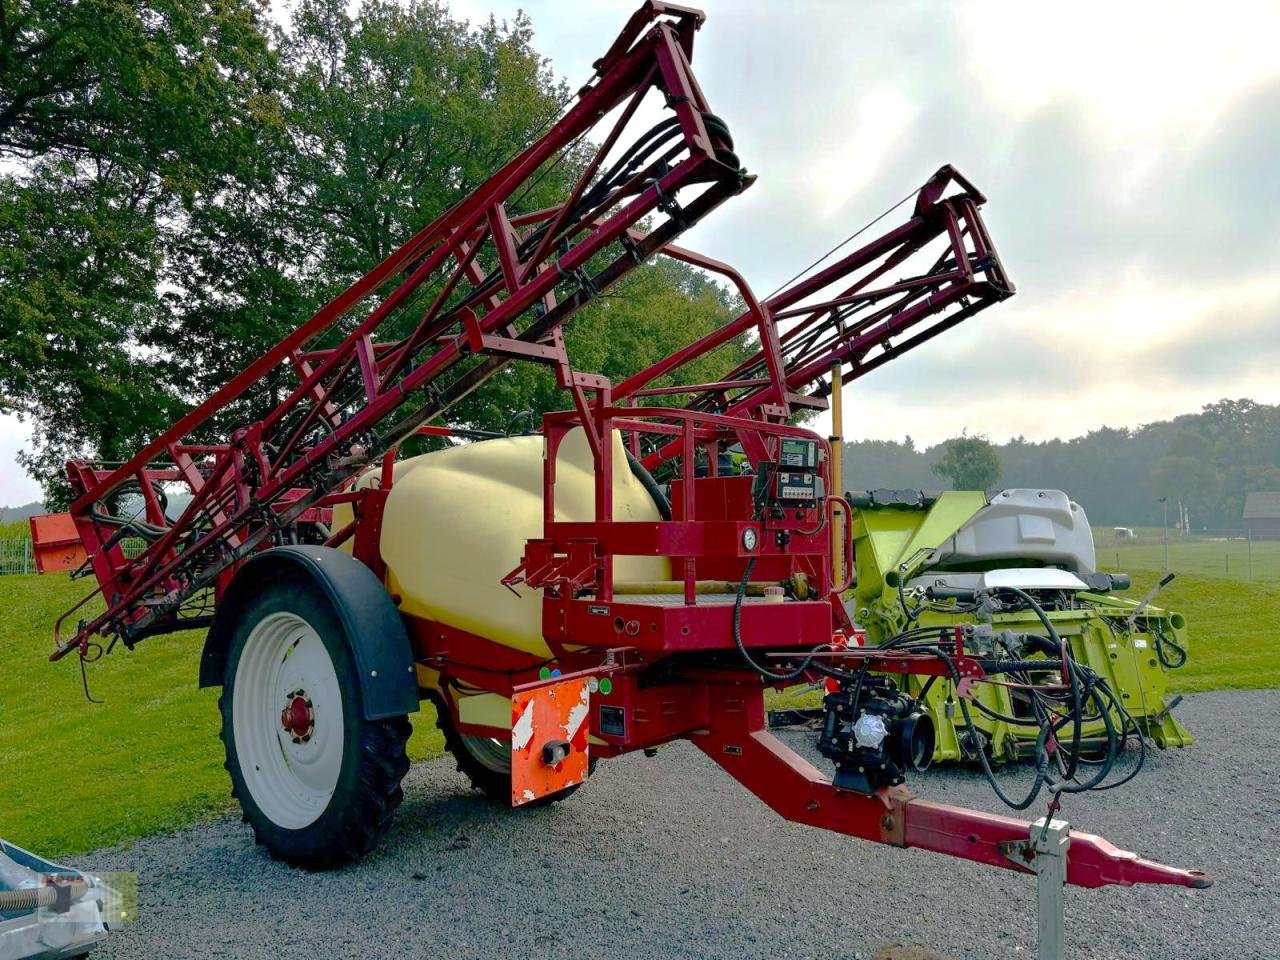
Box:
(219, 575), (411, 868)
(428, 692), (593, 808)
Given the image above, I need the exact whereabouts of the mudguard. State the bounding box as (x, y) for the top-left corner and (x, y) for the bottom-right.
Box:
(199, 546), (419, 721)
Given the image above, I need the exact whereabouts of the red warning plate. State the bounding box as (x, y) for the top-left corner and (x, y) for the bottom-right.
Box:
(28, 512), (87, 574)
(510, 675), (591, 807)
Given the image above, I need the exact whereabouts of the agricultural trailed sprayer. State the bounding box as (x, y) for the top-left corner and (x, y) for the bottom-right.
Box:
(51, 1), (1209, 900)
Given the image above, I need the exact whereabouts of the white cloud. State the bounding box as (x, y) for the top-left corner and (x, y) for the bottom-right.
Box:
(960, 1), (1280, 141)
(0, 414), (41, 506)
(806, 87), (918, 216)
(815, 269), (1280, 447)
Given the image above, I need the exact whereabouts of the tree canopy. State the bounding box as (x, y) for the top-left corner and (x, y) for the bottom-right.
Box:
(931, 435), (1001, 491)
(0, 0), (749, 503)
(1, 0), (280, 497)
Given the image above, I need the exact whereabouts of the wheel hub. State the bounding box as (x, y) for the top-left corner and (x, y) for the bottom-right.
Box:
(281, 690), (315, 743)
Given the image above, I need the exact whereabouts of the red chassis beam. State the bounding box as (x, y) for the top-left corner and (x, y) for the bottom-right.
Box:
(692, 674), (1210, 891)
(418, 637), (1211, 891)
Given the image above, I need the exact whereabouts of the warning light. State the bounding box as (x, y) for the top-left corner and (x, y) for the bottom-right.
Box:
(599, 678), (613, 695)
(538, 666), (552, 680)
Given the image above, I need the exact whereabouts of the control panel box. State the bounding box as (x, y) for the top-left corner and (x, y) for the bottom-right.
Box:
(771, 470), (820, 505)
(779, 437), (818, 469)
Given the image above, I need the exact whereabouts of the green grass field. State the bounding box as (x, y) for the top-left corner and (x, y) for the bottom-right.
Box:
(1092, 527), (1280, 689)
(1105, 570), (1280, 692)
(0, 520), (28, 539)
(1, 542), (1277, 859)
(0, 574), (442, 857)
(1094, 525), (1280, 581)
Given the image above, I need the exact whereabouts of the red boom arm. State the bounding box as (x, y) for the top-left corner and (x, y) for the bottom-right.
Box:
(57, 1), (749, 659)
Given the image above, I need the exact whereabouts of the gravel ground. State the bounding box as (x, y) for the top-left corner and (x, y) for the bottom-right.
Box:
(82, 690), (1279, 960)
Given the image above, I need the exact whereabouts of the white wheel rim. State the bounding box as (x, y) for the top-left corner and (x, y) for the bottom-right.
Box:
(233, 611), (345, 830)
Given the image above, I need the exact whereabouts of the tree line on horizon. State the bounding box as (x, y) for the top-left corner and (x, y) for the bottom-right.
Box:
(843, 398), (1280, 529)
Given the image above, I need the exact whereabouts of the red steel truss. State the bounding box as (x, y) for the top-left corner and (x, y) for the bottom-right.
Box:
(58, 0), (747, 656)
(610, 165), (1014, 469)
(51, 1), (1209, 896)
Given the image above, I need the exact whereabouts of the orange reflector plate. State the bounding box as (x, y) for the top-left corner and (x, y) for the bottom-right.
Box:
(510, 675), (590, 806)
(28, 512), (87, 574)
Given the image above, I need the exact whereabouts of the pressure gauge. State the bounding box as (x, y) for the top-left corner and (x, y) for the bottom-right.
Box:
(742, 527), (759, 552)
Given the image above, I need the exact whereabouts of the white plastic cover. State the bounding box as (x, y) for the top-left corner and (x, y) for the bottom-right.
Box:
(0, 840), (109, 960)
(980, 568), (1089, 591)
(927, 489), (1096, 573)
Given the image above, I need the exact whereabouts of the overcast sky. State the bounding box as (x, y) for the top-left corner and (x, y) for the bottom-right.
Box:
(3, 0), (1277, 505)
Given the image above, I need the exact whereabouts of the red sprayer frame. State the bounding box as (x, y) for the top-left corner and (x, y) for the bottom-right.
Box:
(52, 1), (1208, 894)
(56, 0), (745, 654)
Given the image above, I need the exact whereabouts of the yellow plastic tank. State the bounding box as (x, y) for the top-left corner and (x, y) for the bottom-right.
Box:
(365, 429), (669, 659)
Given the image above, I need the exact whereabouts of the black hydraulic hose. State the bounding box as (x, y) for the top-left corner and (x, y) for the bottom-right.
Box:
(898, 571), (922, 623)
(1087, 681), (1147, 790)
(807, 626), (951, 686)
(880, 625), (951, 649)
(920, 644), (1049, 810)
(915, 674), (938, 705)
(732, 557), (824, 682)
(1005, 586), (1084, 782)
(970, 697), (1044, 727)
(891, 607), (1144, 805)
(89, 506), (169, 538)
(1153, 622), (1188, 669)
(452, 112), (706, 320)
(1045, 683), (1119, 795)
(625, 448), (671, 520)
(981, 658), (1067, 675)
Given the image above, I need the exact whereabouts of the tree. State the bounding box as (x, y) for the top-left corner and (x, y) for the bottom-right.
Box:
(1, 0), (279, 503)
(838, 401), (1280, 526)
(931, 435), (1001, 491)
(151, 0), (741, 440)
(3, 0), (753, 501)
(150, 0), (580, 424)
(1150, 430), (1222, 530)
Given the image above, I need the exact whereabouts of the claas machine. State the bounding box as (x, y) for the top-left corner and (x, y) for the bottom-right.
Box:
(841, 489), (1192, 767)
(50, 1), (1210, 894)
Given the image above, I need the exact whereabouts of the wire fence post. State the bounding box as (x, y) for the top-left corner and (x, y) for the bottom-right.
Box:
(23, 538), (30, 575)
(1248, 529), (1254, 581)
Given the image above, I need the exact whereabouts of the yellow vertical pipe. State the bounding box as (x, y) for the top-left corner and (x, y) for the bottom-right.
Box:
(829, 363), (845, 589)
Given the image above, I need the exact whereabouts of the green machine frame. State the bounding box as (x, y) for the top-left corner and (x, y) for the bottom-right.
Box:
(848, 490), (1192, 764)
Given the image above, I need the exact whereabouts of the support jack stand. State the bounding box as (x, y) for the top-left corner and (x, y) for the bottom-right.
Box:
(1006, 816), (1069, 960)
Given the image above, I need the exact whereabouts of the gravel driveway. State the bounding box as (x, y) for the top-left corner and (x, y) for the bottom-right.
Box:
(83, 690), (1279, 960)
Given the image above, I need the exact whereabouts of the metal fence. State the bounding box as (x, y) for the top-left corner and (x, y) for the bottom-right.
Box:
(0, 538), (33, 575)
(0, 537), (146, 576)
(1098, 528), (1280, 582)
